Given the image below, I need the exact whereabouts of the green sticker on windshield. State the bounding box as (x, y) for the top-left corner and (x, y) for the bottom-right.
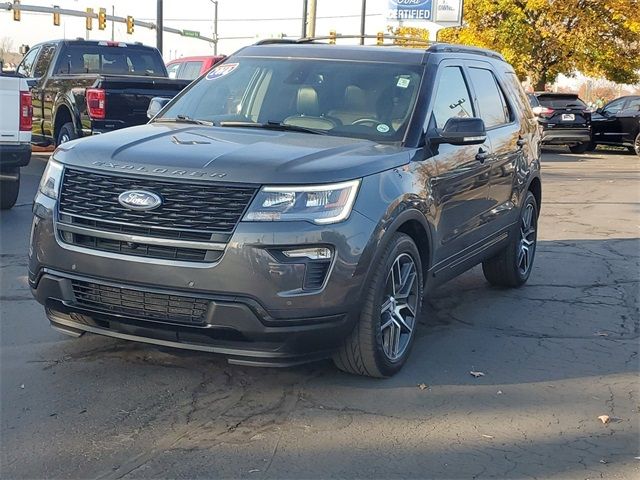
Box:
(377, 124), (390, 133)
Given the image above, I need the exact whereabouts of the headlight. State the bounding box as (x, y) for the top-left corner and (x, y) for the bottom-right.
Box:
(243, 179), (360, 225)
(38, 158), (64, 199)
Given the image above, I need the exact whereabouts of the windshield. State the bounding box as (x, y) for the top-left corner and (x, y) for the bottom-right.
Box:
(159, 57), (424, 142)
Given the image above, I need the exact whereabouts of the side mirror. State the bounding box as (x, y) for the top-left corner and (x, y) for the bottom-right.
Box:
(596, 108), (604, 115)
(147, 97), (171, 119)
(431, 117), (487, 146)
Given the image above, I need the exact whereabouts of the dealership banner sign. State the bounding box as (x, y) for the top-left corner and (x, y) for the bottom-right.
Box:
(388, 0), (463, 25)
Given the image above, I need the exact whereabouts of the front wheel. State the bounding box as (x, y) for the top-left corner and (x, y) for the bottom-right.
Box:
(482, 191), (538, 288)
(333, 233), (423, 377)
(633, 133), (640, 157)
(0, 171), (20, 210)
(56, 122), (77, 146)
(569, 143), (589, 154)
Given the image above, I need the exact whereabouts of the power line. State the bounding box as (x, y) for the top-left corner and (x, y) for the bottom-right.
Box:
(137, 13), (385, 22)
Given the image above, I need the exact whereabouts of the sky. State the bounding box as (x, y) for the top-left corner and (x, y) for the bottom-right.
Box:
(0, 0), (451, 60)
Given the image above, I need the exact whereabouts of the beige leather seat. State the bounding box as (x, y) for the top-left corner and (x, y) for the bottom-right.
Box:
(329, 85), (377, 125)
(283, 86), (336, 130)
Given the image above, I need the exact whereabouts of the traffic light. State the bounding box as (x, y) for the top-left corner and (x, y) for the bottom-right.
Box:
(98, 8), (107, 30)
(86, 8), (93, 30)
(13, 0), (20, 21)
(329, 30), (336, 45)
(376, 31), (384, 45)
(126, 16), (134, 34)
(53, 6), (60, 26)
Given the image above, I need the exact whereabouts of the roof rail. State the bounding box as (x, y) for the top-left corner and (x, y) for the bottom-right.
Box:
(254, 35), (506, 62)
(426, 43), (506, 62)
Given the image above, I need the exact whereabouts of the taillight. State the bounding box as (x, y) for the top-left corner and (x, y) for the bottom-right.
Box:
(19, 91), (32, 131)
(86, 88), (106, 120)
(532, 106), (554, 118)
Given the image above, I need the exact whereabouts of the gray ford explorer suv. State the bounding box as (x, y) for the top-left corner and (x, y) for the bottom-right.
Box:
(30, 40), (542, 377)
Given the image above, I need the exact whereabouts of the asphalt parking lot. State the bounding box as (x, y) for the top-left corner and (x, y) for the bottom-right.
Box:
(1, 148), (638, 479)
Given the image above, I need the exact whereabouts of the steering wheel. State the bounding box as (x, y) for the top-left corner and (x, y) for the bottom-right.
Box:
(351, 118), (381, 127)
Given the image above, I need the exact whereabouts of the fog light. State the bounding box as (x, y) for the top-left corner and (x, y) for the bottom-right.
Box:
(282, 247), (332, 260)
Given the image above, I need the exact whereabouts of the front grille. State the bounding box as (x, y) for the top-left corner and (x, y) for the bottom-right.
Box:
(71, 280), (210, 326)
(59, 168), (257, 236)
(59, 230), (223, 262)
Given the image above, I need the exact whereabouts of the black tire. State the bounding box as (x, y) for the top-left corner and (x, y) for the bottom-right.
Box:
(568, 143), (589, 154)
(586, 142), (597, 152)
(333, 233), (423, 378)
(56, 122), (77, 146)
(633, 133), (640, 157)
(0, 171), (20, 210)
(482, 191), (538, 288)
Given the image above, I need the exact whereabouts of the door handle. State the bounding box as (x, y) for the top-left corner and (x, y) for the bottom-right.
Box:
(476, 148), (489, 163)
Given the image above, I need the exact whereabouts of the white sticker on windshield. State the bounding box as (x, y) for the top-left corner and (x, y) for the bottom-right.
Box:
(206, 63), (239, 80)
(397, 77), (410, 88)
(377, 124), (390, 133)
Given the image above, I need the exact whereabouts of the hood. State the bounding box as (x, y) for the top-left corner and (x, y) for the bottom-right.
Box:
(54, 123), (415, 185)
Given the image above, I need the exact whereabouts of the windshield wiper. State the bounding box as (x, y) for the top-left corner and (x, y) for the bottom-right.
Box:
(156, 115), (215, 126)
(219, 120), (327, 135)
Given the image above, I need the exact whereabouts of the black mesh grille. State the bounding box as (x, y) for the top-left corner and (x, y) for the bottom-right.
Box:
(71, 280), (210, 326)
(304, 261), (331, 290)
(59, 168), (257, 235)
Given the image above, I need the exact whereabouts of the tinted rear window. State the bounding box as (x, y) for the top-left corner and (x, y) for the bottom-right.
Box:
(537, 95), (587, 109)
(57, 44), (166, 76)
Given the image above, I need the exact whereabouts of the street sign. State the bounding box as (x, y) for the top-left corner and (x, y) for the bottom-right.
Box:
(182, 30), (200, 38)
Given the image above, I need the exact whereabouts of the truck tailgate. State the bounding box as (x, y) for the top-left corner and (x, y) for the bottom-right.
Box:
(0, 76), (21, 143)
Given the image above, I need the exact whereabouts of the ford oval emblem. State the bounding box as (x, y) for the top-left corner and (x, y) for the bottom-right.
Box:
(118, 190), (162, 211)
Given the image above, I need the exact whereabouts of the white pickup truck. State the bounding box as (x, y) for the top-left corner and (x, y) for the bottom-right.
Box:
(0, 73), (32, 209)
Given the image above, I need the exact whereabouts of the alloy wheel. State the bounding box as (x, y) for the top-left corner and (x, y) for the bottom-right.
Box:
(380, 253), (419, 361)
(635, 134), (640, 156)
(518, 203), (537, 276)
(60, 133), (70, 144)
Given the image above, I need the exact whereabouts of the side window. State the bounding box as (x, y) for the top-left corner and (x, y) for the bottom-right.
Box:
(431, 66), (474, 128)
(624, 98), (640, 111)
(33, 45), (56, 78)
(17, 47), (40, 77)
(166, 63), (181, 79)
(603, 99), (625, 115)
(468, 67), (511, 128)
(180, 61), (203, 80)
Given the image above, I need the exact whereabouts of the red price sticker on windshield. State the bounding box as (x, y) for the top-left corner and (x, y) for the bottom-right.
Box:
(206, 63), (239, 80)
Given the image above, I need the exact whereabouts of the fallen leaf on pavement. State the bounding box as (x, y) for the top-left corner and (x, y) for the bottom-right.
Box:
(470, 371), (485, 378)
(482, 434), (494, 439)
(594, 331), (609, 337)
(598, 415), (610, 424)
(599, 459), (607, 464)
(19, 384), (24, 389)
(248, 469), (260, 473)
(497, 390), (503, 395)
(418, 383), (428, 390)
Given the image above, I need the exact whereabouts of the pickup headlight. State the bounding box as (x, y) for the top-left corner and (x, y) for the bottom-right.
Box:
(38, 158), (64, 200)
(243, 180), (360, 225)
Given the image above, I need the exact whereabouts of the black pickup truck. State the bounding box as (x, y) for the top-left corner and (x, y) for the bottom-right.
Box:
(16, 39), (190, 146)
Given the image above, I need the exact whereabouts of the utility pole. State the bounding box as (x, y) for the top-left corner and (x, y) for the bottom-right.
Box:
(156, 0), (163, 55)
(111, 5), (114, 41)
(301, 0), (308, 38)
(359, 0), (366, 45)
(306, 0), (317, 38)
(213, 1), (218, 55)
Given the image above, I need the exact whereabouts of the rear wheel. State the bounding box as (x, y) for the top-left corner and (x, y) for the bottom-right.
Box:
(482, 191), (538, 288)
(0, 170), (20, 210)
(333, 233), (423, 377)
(568, 143), (589, 154)
(56, 122), (77, 146)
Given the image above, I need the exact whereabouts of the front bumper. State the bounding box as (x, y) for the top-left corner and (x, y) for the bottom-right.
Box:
(0, 143), (31, 169)
(29, 192), (377, 365)
(541, 128), (591, 145)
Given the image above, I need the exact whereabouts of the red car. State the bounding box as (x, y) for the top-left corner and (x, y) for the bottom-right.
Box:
(166, 55), (226, 80)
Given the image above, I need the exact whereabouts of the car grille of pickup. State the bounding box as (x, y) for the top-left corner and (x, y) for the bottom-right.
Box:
(71, 279), (209, 325)
(56, 168), (257, 262)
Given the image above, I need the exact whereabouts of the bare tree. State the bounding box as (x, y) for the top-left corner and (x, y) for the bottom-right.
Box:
(0, 36), (14, 59)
